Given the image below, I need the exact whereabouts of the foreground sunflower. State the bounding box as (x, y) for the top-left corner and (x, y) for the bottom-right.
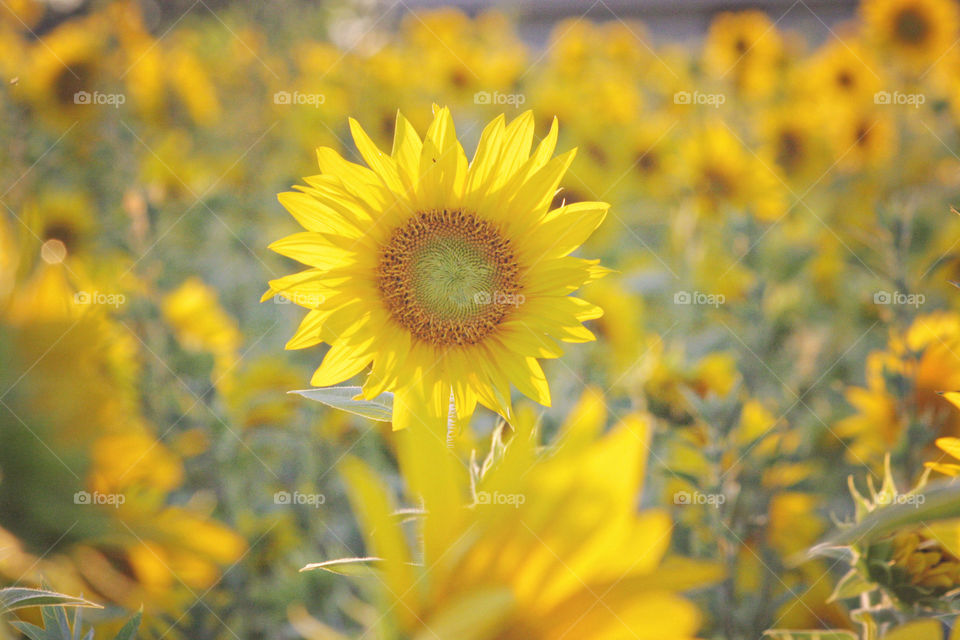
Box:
(265, 107), (608, 431)
(292, 397), (720, 639)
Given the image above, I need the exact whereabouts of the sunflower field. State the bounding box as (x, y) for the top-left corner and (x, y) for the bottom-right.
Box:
(8, 0), (960, 638)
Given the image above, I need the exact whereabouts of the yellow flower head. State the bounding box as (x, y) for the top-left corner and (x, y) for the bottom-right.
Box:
(296, 398), (720, 639)
(703, 10), (784, 98)
(863, 0), (960, 68)
(680, 121), (785, 221)
(837, 312), (960, 466)
(266, 108), (609, 431)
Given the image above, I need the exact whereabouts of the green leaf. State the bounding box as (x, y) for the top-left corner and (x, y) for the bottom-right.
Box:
(829, 568), (876, 602)
(112, 611), (141, 640)
(0, 588), (101, 614)
(41, 603), (71, 639)
(811, 481), (960, 555)
(9, 621), (49, 640)
(300, 557), (385, 576)
(300, 556), (423, 576)
(763, 631), (858, 640)
(291, 387), (393, 422)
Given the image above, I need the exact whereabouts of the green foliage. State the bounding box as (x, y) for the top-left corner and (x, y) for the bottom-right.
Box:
(291, 387), (393, 422)
(0, 588), (140, 640)
(0, 589), (99, 615)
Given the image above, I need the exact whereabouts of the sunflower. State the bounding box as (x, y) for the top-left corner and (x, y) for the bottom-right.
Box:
(0, 257), (245, 628)
(680, 121), (785, 221)
(829, 108), (896, 172)
(804, 38), (883, 110)
(759, 104), (830, 186)
(863, 0), (960, 68)
(703, 10), (784, 98)
(836, 312), (960, 467)
(20, 12), (111, 123)
(265, 108), (608, 431)
(294, 398), (720, 639)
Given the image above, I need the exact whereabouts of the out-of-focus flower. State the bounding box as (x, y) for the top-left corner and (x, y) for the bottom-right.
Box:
(837, 312), (960, 466)
(680, 121), (785, 221)
(829, 108), (897, 172)
(266, 108), (608, 431)
(0, 253), (245, 624)
(863, 0), (960, 69)
(295, 401), (720, 639)
(163, 277), (242, 380)
(703, 10), (784, 99)
(759, 104), (830, 186)
(804, 39), (883, 109)
(19, 12), (112, 124)
(644, 347), (740, 422)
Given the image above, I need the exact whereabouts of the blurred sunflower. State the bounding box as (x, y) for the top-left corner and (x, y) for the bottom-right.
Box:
(837, 312), (960, 466)
(863, 0), (960, 68)
(20, 11), (112, 123)
(805, 39), (882, 108)
(294, 399), (720, 639)
(703, 10), (784, 98)
(830, 108), (897, 172)
(266, 107), (608, 431)
(759, 104), (830, 186)
(0, 244), (245, 629)
(163, 277), (242, 381)
(680, 121), (785, 221)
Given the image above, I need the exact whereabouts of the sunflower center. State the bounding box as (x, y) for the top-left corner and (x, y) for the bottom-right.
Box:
(894, 7), (931, 45)
(378, 209), (521, 346)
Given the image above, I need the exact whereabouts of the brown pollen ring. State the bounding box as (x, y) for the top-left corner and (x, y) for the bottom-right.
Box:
(376, 209), (521, 346)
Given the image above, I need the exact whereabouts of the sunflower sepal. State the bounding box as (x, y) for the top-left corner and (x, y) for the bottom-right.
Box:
(812, 457), (960, 612)
(830, 566), (878, 603)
